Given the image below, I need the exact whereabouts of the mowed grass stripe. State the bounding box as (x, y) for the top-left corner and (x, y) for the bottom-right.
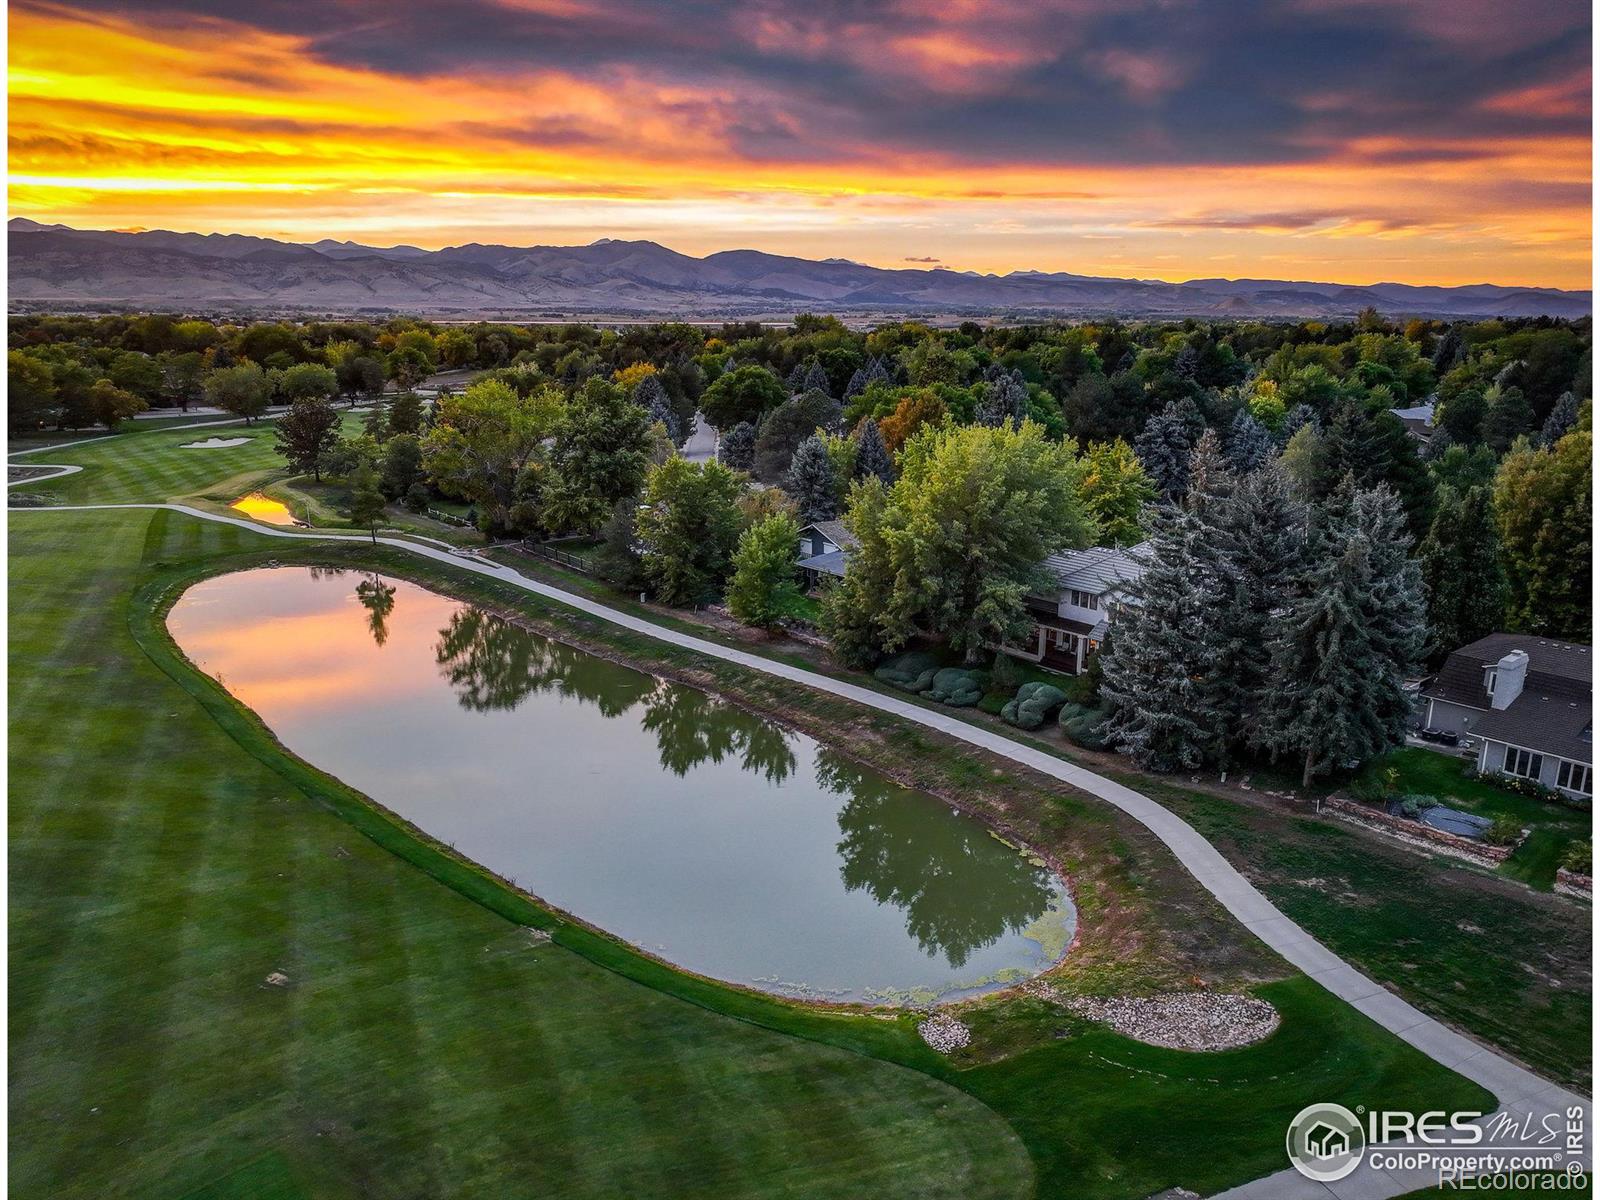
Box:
(10, 417), (364, 508)
(9, 509), (1034, 1200)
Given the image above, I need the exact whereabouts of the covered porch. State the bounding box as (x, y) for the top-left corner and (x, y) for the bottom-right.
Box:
(998, 612), (1102, 675)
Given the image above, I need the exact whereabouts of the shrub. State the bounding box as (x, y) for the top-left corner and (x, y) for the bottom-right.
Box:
(1398, 794), (1437, 819)
(926, 668), (986, 707)
(1561, 840), (1590, 875)
(1468, 766), (1586, 810)
(403, 482), (430, 512)
(989, 650), (1023, 693)
(1001, 682), (1067, 730)
(1059, 701), (1113, 749)
(1484, 816), (1524, 847)
(873, 651), (941, 694)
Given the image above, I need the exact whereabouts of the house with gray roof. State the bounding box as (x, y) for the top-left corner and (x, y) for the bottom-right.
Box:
(796, 520), (858, 591)
(996, 544), (1149, 675)
(1421, 632), (1592, 798)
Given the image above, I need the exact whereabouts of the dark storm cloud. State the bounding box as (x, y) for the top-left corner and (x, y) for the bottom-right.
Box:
(15, 0), (1591, 169)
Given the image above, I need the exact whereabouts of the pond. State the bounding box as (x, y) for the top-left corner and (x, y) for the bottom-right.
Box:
(230, 493), (297, 526)
(168, 568), (1076, 1005)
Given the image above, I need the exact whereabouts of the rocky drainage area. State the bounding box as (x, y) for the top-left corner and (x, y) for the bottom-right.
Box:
(1062, 992), (1281, 1051)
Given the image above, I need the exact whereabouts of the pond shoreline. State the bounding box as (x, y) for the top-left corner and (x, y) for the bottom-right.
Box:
(158, 556), (1095, 1015)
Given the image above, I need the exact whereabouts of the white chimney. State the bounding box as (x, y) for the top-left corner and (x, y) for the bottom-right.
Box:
(1490, 650), (1528, 710)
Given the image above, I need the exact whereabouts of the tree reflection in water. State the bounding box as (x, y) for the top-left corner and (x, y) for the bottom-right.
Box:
(822, 750), (1055, 968)
(433, 608), (654, 716)
(637, 685), (796, 783)
(431, 606), (797, 782)
(355, 574), (397, 648)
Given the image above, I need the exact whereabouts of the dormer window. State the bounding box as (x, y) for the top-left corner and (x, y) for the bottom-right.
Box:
(1484, 668), (1497, 699)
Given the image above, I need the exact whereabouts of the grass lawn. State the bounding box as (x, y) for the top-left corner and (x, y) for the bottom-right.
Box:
(10, 507), (1493, 1199)
(9, 510), (1030, 1200)
(6, 422), (292, 506)
(1355, 748), (1591, 889)
(1138, 779), (1591, 1088)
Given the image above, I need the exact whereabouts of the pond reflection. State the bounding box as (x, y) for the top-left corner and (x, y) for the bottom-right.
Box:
(824, 751), (1057, 969)
(168, 567), (1075, 1004)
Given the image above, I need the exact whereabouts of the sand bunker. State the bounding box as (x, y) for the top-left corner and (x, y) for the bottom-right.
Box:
(181, 436), (251, 449)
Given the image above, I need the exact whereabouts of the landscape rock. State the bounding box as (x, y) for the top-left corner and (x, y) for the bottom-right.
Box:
(1063, 991), (1279, 1051)
(917, 1013), (972, 1054)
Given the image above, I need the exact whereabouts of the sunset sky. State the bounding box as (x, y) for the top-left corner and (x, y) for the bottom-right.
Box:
(8, 0), (1593, 287)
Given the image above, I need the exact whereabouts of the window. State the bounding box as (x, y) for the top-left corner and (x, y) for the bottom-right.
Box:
(1504, 747), (1544, 780)
(1068, 589), (1099, 611)
(1484, 669), (1497, 700)
(1557, 760), (1591, 795)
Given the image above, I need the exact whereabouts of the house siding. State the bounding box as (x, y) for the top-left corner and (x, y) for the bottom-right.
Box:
(1479, 739), (1587, 795)
(1426, 698), (1486, 737)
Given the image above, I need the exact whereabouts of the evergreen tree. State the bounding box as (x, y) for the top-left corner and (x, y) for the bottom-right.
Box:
(1186, 428), (1233, 511)
(1251, 486), (1426, 787)
(1099, 503), (1233, 771)
(753, 390), (841, 481)
(728, 513), (803, 631)
(1540, 390), (1581, 445)
(844, 367), (868, 398)
(786, 434), (840, 523)
(1216, 465), (1308, 745)
(1419, 485), (1506, 654)
(1432, 326), (1463, 372)
(274, 396), (341, 481)
(1225, 410), (1275, 474)
(1280, 402), (1320, 442)
(1322, 398), (1435, 537)
(852, 415), (895, 484)
(802, 359), (832, 397)
(719, 421), (756, 471)
(634, 373), (681, 444)
(976, 370), (1029, 427)
(1133, 402), (1196, 500)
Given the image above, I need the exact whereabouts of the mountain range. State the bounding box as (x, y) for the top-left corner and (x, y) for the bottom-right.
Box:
(8, 218), (1590, 321)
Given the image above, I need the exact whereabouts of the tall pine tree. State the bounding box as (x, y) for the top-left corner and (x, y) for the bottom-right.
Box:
(852, 415), (895, 484)
(1251, 485), (1426, 787)
(1133, 402), (1197, 501)
(786, 434), (840, 523)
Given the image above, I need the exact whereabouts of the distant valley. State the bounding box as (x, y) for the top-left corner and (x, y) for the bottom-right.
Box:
(9, 218), (1590, 320)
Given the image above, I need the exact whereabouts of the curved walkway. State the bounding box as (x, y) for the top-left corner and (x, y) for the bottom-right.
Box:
(7, 492), (1592, 1197)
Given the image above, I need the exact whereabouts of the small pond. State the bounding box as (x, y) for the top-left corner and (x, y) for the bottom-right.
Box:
(168, 568), (1076, 1004)
(231, 493), (297, 526)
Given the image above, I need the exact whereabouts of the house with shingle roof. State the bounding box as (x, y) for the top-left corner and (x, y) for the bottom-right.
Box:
(1421, 632), (1592, 798)
(795, 520), (858, 591)
(996, 544), (1149, 675)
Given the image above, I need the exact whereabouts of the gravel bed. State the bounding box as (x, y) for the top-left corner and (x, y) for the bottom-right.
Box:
(1063, 991), (1279, 1051)
(917, 1013), (972, 1054)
